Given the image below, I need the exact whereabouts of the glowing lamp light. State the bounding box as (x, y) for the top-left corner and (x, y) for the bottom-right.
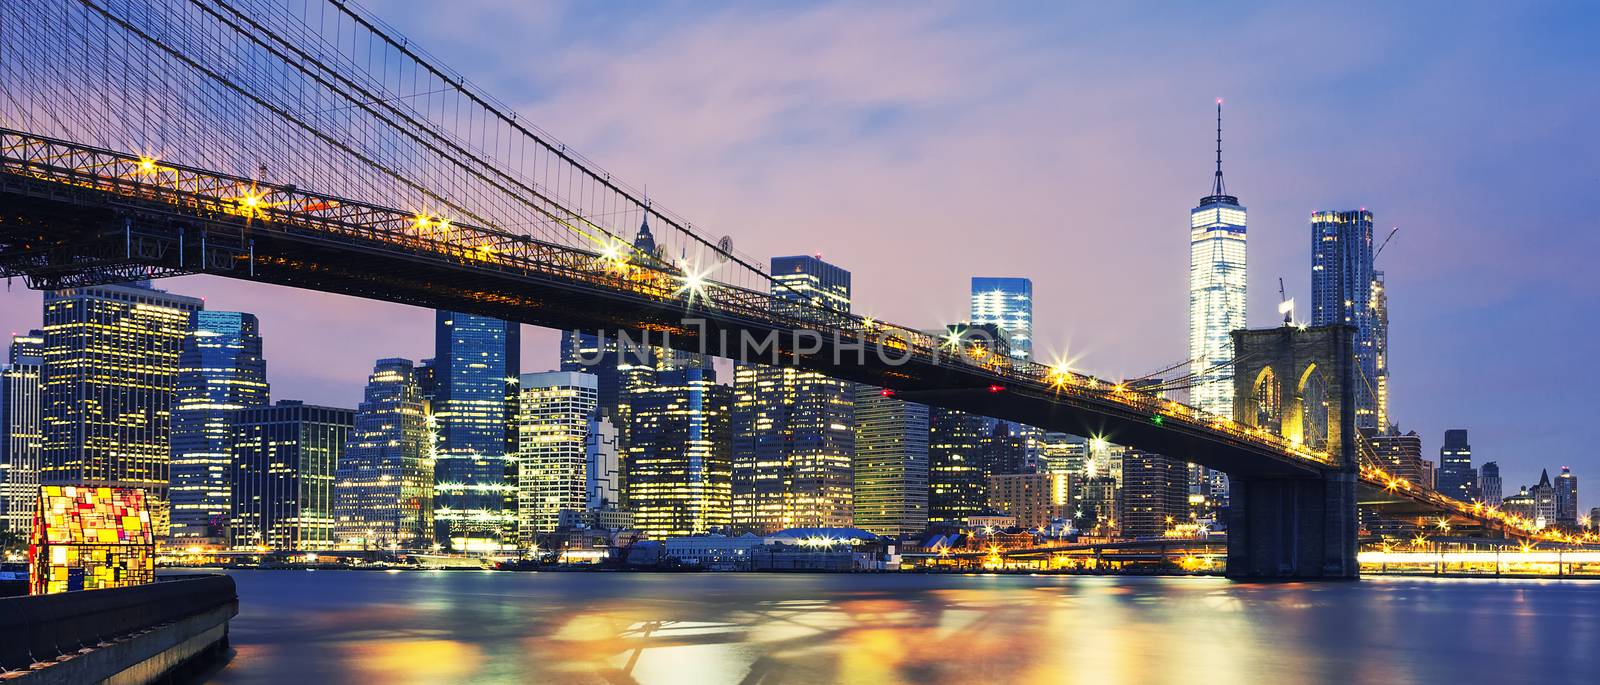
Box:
(988, 384), (1004, 393)
(879, 388), (895, 398)
(136, 156), (158, 173)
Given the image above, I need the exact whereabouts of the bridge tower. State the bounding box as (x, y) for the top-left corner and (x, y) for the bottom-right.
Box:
(1227, 325), (1360, 579)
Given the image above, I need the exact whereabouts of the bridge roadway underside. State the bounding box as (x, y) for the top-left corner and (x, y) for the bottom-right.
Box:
(3, 181), (1367, 578)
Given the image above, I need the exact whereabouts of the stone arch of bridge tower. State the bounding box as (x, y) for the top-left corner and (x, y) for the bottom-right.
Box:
(1297, 363), (1330, 451)
(1248, 365), (1281, 433)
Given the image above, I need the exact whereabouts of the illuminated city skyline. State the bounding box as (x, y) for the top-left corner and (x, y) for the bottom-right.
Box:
(0, 2), (1593, 502)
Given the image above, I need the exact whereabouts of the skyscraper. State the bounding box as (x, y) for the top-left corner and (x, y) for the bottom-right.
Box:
(732, 255), (855, 533)
(852, 385), (929, 538)
(41, 282), (203, 537)
(1371, 270), (1390, 429)
(628, 367), (732, 539)
(1119, 450), (1189, 538)
(431, 310), (520, 552)
(1188, 101), (1247, 420)
(1036, 433), (1088, 478)
(1480, 461), (1503, 507)
(515, 371), (599, 541)
(772, 254), (851, 317)
(1310, 209), (1378, 429)
(969, 277), (1032, 362)
(0, 331), (43, 536)
(1187, 103), (1246, 510)
(928, 407), (988, 531)
(335, 359), (434, 550)
(979, 421), (1029, 477)
(1436, 429), (1478, 502)
(1370, 429), (1424, 487)
(170, 311), (269, 546)
(1555, 466), (1578, 527)
(230, 401), (352, 551)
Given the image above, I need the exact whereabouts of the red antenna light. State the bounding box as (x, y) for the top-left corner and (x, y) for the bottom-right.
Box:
(880, 388), (895, 397)
(988, 384), (1004, 394)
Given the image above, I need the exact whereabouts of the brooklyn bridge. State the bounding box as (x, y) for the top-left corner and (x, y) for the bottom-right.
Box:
(0, 0), (1566, 578)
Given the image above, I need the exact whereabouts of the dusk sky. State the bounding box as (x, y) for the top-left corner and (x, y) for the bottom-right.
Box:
(3, 2), (1596, 506)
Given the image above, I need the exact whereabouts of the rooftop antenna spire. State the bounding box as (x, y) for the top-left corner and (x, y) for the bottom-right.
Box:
(1212, 98), (1226, 197)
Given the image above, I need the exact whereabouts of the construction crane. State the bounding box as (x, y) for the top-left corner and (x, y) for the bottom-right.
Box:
(1277, 277), (1293, 324)
(1375, 227), (1400, 260)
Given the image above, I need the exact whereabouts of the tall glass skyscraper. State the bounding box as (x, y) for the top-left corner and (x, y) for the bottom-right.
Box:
(628, 367), (732, 539)
(41, 282), (203, 538)
(1372, 271), (1390, 429)
(732, 255), (855, 533)
(1479, 461), (1503, 507)
(1187, 103), (1246, 510)
(1188, 102), (1247, 419)
(515, 371), (598, 542)
(969, 277), (1032, 362)
(852, 386), (928, 538)
(1555, 466), (1578, 527)
(230, 401), (352, 551)
(772, 254), (852, 316)
(0, 331), (43, 536)
(335, 358), (434, 550)
(431, 311), (520, 552)
(1310, 209), (1379, 429)
(928, 407), (988, 531)
(171, 311), (269, 546)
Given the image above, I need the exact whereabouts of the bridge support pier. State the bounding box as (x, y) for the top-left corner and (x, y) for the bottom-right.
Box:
(1225, 473), (1358, 579)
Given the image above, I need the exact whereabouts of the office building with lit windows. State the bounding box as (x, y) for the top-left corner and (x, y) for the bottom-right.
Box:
(1370, 428), (1424, 487)
(1437, 429), (1478, 502)
(430, 310), (520, 552)
(1120, 450), (1189, 538)
(928, 407), (988, 531)
(628, 367), (732, 539)
(335, 359), (434, 551)
(515, 371), (599, 541)
(969, 277), (1032, 362)
(0, 331), (43, 536)
(772, 254), (851, 316)
(1479, 461), (1503, 507)
(732, 255), (855, 533)
(40, 282), (203, 538)
(1372, 270), (1390, 429)
(987, 472), (1071, 530)
(1310, 209), (1379, 429)
(1555, 466), (1578, 527)
(230, 401), (352, 551)
(170, 311), (269, 546)
(852, 385), (928, 538)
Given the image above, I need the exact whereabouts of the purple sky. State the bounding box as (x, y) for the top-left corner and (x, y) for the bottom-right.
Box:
(3, 2), (1596, 507)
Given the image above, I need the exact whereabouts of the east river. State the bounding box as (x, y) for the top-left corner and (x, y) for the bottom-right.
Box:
(186, 569), (1598, 684)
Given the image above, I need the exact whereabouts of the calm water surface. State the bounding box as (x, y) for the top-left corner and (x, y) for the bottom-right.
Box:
(190, 569), (1598, 684)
